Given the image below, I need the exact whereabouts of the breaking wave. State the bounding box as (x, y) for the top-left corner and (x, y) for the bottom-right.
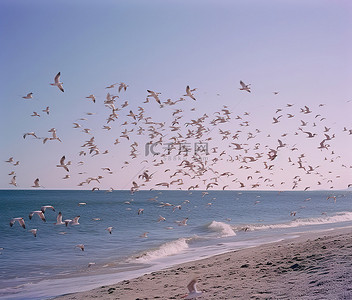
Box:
(134, 238), (190, 262)
(208, 221), (236, 237)
(234, 211), (352, 232)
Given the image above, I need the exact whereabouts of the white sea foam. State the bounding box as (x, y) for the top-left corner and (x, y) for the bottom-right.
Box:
(237, 211), (352, 232)
(208, 221), (236, 237)
(134, 238), (190, 262)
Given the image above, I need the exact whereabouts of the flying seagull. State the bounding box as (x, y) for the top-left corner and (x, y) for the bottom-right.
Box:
(42, 107), (50, 115)
(50, 72), (64, 92)
(86, 95), (96, 103)
(22, 93), (33, 99)
(65, 216), (80, 226)
(184, 86), (197, 100)
(118, 82), (128, 92)
(23, 132), (38, 139)
(147, 90), (161, 104)
(56, 156), (70, 172)
(75, 244), (85, 251)
(10, 217), (26, 229)
(41, 205), (55, 213)
(5, 157), (14, 163)
(10, 176), (17, 187)
(29, 211), (46, 222)
(239, 80), (251, 93)
(29, 229), (38, 237)
(55, 212), (65, 225)
(32, 178), (42, 188)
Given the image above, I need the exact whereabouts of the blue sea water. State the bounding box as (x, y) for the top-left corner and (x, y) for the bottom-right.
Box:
(0, 190), (351, 299)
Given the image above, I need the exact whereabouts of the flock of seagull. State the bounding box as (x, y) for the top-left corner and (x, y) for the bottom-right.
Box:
(5, 71), (352, 211)
(9, 204), (81, 236)
(6, 81), (350, 207)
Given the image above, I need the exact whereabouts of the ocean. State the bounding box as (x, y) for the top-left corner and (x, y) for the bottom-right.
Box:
(0, 190), (351, 299)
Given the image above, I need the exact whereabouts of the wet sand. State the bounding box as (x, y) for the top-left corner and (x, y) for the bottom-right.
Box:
(55, 227), (352, 300)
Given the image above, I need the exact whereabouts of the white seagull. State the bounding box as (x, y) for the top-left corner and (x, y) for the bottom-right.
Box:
(32, 178), (42, 188)
(185, 278), (202, 299)
(184, 85), (197, 100)
(44, 128), (62, 143)
(55, 212), (65, 225)
(23, 132), (38, 139)
(239, 80), (251, 93)
(118, 82), (129, 92)
(42, 106), (50, 115)
(56, 156), (71, 172)
(41, 205), (55, 213)
(22, 92), (33, 99)
(5, 157), (14, 163)
(10, 176), (17, 187)
(10, 217), (26, 229)
(147, 90), (162, 104)
(140, 232), (149, 238)
(29, 211), (46, 222)
(106, 227), (113, 234)
(50, 72), (64, 92)
(176, 217), (188, 226)
(29, 229), (38, 237)
(157, 215), (166, 222)
(86, 94), (96, 103)
(65, 216), (80, 226)
(75, 244), (85, 251)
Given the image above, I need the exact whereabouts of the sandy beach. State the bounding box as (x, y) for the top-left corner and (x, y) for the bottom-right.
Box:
(55, 227), (352, 300)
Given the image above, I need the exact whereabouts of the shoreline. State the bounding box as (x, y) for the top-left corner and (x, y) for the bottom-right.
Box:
(54, 226), (352, 300)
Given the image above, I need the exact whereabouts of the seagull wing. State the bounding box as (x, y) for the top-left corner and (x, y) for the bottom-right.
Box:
(187, 279), (197, 293)
(54, 72), (61, 84)
(19, 218), (26, 229)
(39, 212), (46, 222)
(72, 216), (80, 223)
(60, 156), (66, 165)
(56, 212), (63, 224)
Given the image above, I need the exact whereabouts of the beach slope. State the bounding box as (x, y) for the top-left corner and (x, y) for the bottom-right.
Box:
(55, 228), (352, 300)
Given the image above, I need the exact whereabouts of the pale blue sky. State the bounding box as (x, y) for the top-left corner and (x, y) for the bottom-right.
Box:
(1, 0), (351, 190)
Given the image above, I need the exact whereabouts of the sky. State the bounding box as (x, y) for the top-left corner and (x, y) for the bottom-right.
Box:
(1, 0), (351, 190)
